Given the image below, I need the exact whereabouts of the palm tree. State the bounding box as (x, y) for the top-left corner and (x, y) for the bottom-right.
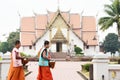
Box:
(98, 0), (120, 36)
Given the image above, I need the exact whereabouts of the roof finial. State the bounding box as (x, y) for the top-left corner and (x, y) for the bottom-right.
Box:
(46, 9), (49, 13)
(81, 9), (84, 15)
(17, 11), (21, 17)
(57, 0), (60, 11)
(32, 10), (37, 16)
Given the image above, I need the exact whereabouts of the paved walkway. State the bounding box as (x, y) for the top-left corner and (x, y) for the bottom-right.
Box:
(25, 62), (85, 80)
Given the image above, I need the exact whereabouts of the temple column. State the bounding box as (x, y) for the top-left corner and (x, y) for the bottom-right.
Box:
(49, 28), (52, 42)
(67, 29), (69, 48)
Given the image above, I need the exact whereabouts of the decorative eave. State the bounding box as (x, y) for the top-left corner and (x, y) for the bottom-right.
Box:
(33, 10), (71, 44)
(47, 9), (72, 29)
(33, 9), (89, 45)
(51, 39), (67, 43)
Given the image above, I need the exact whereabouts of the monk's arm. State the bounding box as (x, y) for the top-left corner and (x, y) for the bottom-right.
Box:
(37, 50), (41, 57)
(16, 56), (23, 60)
(16, 52), (24, 60)
(43, 51), (50, 61)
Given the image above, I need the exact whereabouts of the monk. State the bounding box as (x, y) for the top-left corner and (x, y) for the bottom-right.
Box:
(37, 40), (53, 80)
(7, 40), (25, 80)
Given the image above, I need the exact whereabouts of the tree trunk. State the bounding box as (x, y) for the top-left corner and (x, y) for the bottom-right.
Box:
(117, 24), (120, 57)
(111, 52), (113, 57)
(117, 24), (120, 37)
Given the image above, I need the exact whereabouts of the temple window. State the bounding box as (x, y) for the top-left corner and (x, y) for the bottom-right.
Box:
(86, 45), (89, 49)
(29, 46), (32, 49)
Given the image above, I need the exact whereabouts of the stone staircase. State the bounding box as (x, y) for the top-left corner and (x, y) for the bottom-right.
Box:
(51, 52), (82, 61)
(51, 52), (67, 61)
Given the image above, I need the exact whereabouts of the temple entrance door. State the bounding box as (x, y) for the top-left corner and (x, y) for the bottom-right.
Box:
(56, 42), (62, 52)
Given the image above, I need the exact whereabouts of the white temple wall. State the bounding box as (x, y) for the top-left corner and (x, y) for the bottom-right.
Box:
(62, 43), (68, 52)
(84, 46), (97, 56)
(35, 31), (50, 53)
(61, 28), (67, 38)
(19, 46), (35, 56)
(50, 44), (56, 52)
(69, 30), (84, 50)
(51, 28), (57, 38)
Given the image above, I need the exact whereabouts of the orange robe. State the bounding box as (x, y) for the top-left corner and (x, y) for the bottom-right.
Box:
(7, 51), (25, 80)
(37, 66), (53, 80)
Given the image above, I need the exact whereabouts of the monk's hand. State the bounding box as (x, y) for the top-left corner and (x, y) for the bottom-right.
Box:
(28, 57), (38, 61)
(48, 57), (51, 61)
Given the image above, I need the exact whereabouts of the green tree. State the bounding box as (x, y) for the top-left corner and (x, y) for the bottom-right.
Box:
(7, 31), (20, 52)
(103, 33), (120, 56)
(98, 0), (120, 36)
(0, 42), (9, 53)
(0, 30), (20, 53)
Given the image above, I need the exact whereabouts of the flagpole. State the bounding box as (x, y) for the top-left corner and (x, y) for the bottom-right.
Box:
(57, 0), (60, 9)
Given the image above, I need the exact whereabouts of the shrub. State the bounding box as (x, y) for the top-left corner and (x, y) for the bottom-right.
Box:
(82, 64), (91, 72)
(74, 47), (83, 55)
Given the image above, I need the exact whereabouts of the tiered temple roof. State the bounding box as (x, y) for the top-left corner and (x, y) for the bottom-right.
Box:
(20, 10), (98, 46)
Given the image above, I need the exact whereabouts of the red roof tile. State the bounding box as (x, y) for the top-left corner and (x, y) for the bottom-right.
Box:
(36, 30), (45, 38)
(82, 16), (96, 31)
(36, 15), (47, 29)
(48, 12), (56, 22)
(73, 29), (81, 38)
(70, 14), (80, 28)
(61, 12), (69, 22)
(21, 17), (35, 32)
(20, 10), (98, 46)
(82, 32), (97, 45)
(21, 32), (35, 46)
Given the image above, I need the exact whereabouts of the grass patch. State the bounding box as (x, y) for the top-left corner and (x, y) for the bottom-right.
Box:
(80, 70), (89, 79)
(77, 71), (88, 80)
(109, 62), (118, 64)
(80, 63), (92, 79)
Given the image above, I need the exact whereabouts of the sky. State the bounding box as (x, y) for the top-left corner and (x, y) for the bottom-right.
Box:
(0, 0), (117, 42)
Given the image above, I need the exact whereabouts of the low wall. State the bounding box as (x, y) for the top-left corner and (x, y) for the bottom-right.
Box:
(0, 60), (10, 80)
(109, 65), (120, 80)
(0, 56), (11, 80)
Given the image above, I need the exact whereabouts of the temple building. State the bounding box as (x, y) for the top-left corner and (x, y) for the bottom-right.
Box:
(20, 9), (99, 55)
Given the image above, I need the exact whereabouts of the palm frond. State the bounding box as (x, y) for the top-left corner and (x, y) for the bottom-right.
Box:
(98, 0), (120, 32)
(106, 18), (114, 28)
(112, 0), (120, 14)
(104, 4), (117, 15)
(98, 17), (111, 25)
(99, 18), (114, 31)
(104, 9), (115, 16)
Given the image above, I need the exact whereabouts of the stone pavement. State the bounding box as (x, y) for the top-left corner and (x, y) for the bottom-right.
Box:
(25, 62), (85, 80)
